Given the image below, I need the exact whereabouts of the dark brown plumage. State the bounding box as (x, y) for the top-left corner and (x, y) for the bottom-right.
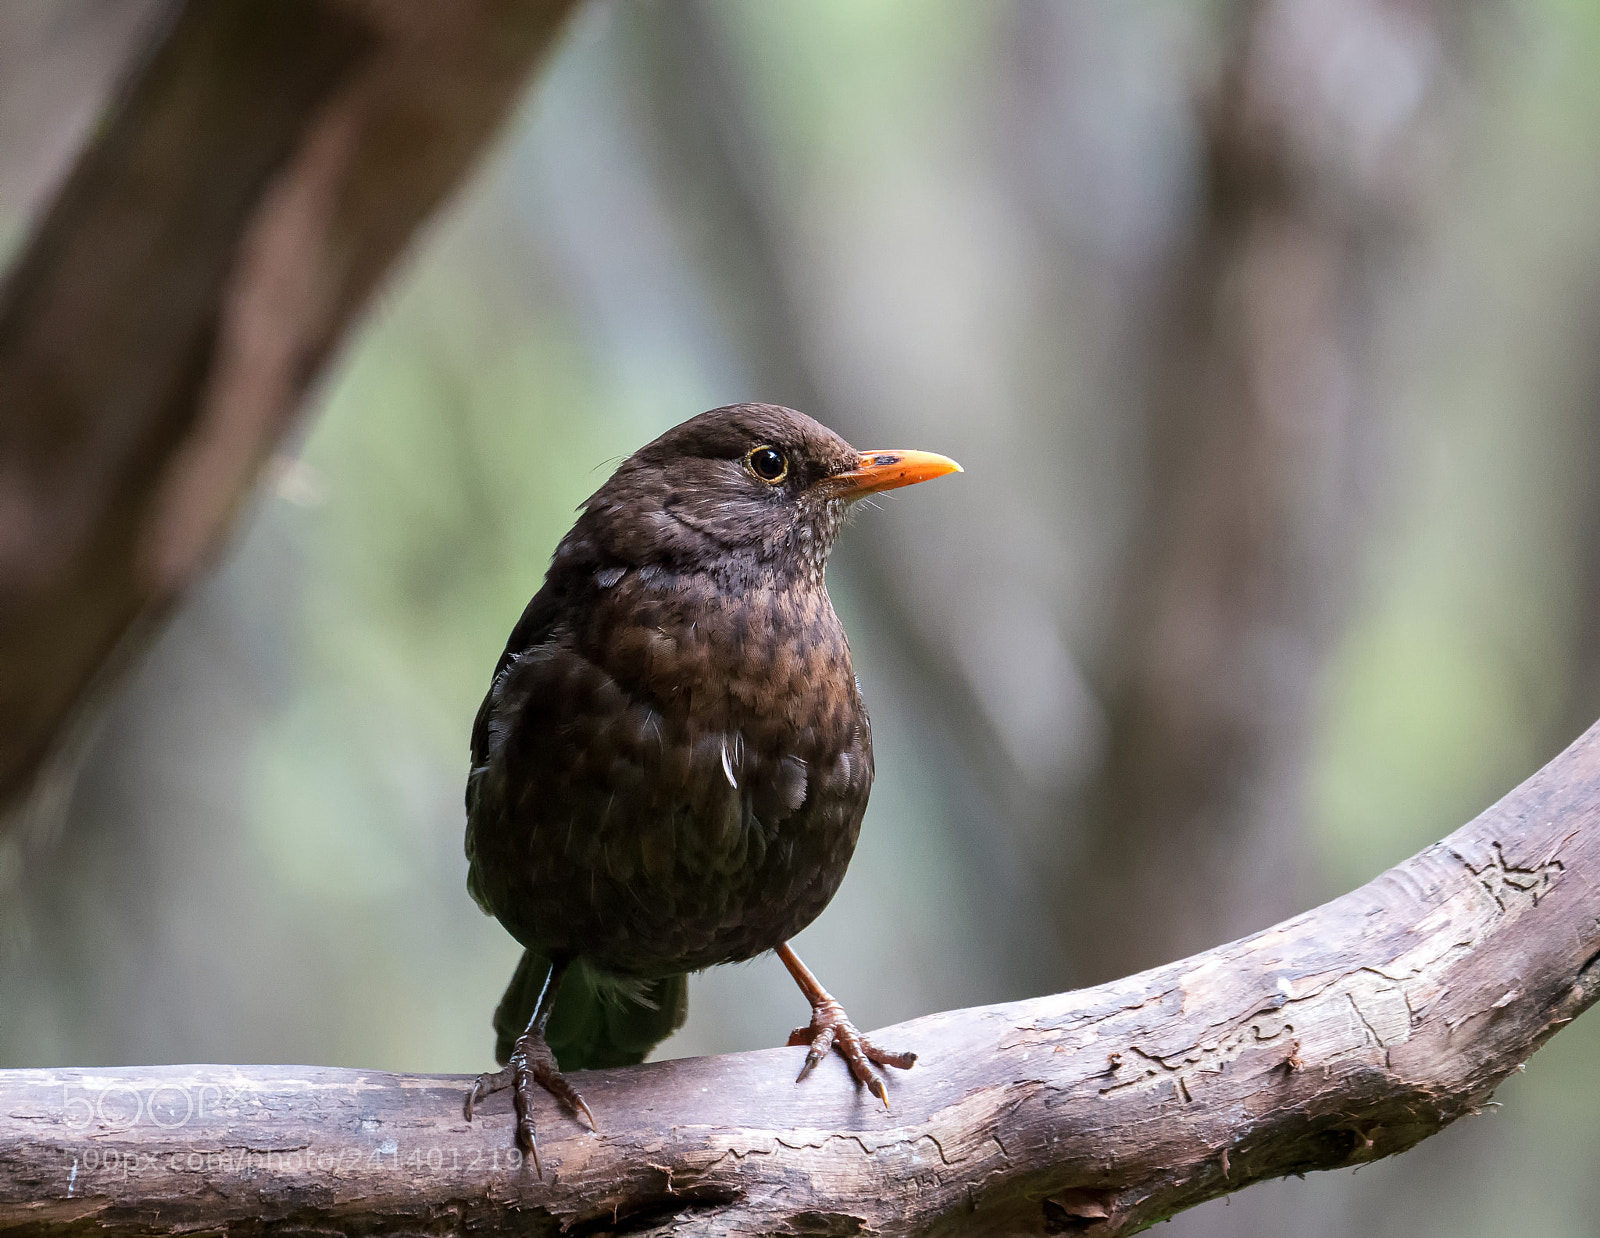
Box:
(461, 404), (960, 1162)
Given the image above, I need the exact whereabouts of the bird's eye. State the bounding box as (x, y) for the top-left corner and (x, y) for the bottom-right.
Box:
(745, 445), (789, 484)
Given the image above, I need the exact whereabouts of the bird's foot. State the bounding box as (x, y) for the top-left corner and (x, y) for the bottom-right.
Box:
(788, 995), (917, 1109)
(463, 1031), (596, 1174)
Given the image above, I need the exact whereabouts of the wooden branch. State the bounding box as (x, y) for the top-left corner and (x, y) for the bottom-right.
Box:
(0, 0), (578, 821)
(6, 725), (1600, 1236)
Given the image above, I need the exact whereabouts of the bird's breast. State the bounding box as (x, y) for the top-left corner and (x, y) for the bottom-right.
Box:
(587, 570), (858, 746)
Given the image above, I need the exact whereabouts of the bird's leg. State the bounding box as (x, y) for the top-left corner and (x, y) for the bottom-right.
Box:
(462, 956), (595, 1172)
(776, 941), (916, 1109)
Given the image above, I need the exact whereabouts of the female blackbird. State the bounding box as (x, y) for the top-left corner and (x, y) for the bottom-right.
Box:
(462, 404), (960, 1161)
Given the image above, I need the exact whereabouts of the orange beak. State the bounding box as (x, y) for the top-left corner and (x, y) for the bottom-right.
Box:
(825, 449), (963, 498)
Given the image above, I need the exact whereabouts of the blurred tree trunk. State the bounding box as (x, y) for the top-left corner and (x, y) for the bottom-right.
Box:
(0, 0), (577, 832)
(0, 0), (168, 226)
(1562, 319), (1600, 740)
(1064, 0), (1453, 984)
(1039, 11), (1466, 1234)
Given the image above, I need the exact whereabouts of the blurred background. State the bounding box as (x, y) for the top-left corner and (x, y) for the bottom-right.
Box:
(4, 0), (1600, 1234)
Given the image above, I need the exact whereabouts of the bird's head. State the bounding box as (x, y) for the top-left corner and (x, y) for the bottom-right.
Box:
(561, 404), (961, 586)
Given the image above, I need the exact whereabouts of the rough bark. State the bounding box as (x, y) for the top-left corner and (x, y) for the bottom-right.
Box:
(5, 719), (1599, 1236)
(0, 0), (578, 824)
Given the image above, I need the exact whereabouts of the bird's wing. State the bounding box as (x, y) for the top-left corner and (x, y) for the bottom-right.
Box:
(469, 584), (565, 775)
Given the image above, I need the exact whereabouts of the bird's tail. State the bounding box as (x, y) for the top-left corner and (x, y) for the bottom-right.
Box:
(493, 950), (689, 1072)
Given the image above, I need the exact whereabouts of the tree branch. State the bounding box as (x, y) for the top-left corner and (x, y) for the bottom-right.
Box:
(0, 0), (578, 822)
(6, 721), (1600, 1236)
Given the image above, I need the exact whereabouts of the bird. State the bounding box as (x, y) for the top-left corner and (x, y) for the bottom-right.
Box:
(460, 403), (961, 1165)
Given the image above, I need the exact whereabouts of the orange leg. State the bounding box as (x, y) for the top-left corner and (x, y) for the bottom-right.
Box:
(776, 941), (916, 1109)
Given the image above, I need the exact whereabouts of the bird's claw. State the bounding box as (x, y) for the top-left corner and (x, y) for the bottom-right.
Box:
(462, 1031), (596, 1176)
(788, 997), (916, 1109)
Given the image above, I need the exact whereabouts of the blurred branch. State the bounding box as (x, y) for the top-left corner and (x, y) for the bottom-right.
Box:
(0, 0), (578, 825)
(7, 721), (1600, 1236)
(1069, 0), (1451, 980)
